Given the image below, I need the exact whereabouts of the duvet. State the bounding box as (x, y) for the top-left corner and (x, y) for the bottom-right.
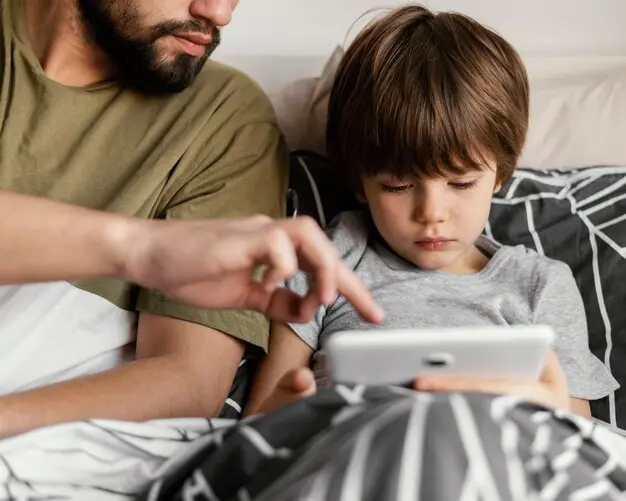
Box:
(0, 386), (624, 501)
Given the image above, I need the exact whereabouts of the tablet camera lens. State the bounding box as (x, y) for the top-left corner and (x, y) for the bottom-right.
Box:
(424, 353), (453, 367)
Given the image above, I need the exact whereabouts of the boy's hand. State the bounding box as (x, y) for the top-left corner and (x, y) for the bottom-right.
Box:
(256, 368), (317, 414)
(413, 350), (570, 411)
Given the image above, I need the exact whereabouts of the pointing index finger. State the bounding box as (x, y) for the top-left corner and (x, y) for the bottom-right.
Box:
(279, 216), (384, 324)
(336, 261), (384, 324)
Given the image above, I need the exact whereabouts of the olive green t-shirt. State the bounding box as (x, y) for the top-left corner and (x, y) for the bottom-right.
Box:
(0, 0), (288, 392)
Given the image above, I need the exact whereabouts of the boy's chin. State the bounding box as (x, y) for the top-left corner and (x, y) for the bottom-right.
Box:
(408, 251), (469, 274)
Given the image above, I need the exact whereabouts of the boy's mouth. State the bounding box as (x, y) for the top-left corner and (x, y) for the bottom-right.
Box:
(414, 238), (454, 251)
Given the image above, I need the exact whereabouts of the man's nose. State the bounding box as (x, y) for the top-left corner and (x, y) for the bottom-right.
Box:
(190, 0), (234, 27)
(413, 187), (449, 224)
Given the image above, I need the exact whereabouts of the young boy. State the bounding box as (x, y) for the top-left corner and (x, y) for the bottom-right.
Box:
(245, 5), (618, 417)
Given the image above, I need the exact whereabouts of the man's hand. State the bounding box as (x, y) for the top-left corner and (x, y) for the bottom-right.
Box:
(254, 368), (317, 415)
(122, 215), (384, 324)
(413, 350), (571, 411)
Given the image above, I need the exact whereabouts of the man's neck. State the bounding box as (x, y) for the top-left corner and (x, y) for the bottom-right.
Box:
(24, 0), (115, 87)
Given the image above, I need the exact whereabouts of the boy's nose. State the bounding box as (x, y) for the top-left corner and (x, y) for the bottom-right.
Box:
(190, 0), (235, 27)
(413, 189), (449, 224)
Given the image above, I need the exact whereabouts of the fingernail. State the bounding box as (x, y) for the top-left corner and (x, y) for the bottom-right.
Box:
(374, 305), (385, 321)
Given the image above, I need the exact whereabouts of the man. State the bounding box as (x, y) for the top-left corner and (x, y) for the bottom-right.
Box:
(0, 0), (287, 436)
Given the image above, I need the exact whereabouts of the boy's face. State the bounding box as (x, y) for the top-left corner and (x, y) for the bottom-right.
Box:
(361, 162), (501, 274)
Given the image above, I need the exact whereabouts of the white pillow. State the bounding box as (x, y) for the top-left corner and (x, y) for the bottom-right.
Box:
(520, 69), (626, 169)
(268, 48), (343, 153)
(263, 49), (626, 170)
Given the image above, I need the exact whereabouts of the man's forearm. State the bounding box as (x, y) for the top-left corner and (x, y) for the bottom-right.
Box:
(0, 190), (139, 285)
(0, 357), (228, 437)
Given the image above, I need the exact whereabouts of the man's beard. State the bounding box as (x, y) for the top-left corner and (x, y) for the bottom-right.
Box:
(77, 0), (220, 94)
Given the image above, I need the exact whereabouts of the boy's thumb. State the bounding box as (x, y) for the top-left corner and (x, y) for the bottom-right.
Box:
(290, 367), (316, 394)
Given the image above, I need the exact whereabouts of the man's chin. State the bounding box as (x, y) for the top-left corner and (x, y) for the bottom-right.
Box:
(118, 56), (208, 94)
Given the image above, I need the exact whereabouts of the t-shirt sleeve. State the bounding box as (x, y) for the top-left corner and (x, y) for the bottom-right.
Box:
(285, 212), (370, 351)
(534, 262), (620, 400)
(284, 272), (327, 351)
(136, 80), (289, 352)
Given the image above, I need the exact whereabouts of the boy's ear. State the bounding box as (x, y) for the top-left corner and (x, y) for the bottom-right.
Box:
(493, 181), (503, 194)
(355, 181), (368, 204)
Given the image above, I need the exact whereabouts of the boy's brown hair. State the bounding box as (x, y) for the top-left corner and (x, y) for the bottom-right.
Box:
(326, 5), (529, 189)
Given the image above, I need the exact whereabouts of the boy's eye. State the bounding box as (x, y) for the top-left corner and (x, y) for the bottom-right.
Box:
(449, 180), (478, 191)
(381, 184), (413, 193)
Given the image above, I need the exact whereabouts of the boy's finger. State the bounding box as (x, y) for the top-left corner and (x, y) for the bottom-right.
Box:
(277, 368), (315, 393)
(415, 378), (522, 395)
(414, 378), (560, 409)
(540, 350), (567, 385)
(292, 367), (317, 395)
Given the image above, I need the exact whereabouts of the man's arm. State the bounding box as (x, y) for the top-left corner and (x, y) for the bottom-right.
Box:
(0, 80), (384, 435)
(0, 189), (134, 284)
(0, 86), (291, 434)
(0, 211), (384, 436)
(0, 314), (242, 437)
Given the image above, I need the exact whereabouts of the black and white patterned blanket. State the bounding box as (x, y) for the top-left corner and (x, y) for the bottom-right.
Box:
(0, 388), (624, 500)
(138, 388), (626, 501)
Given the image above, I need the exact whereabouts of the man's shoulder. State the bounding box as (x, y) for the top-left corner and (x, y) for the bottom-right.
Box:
(182, 60), (276, 124)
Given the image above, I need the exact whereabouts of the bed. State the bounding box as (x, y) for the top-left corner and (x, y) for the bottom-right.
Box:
(3, 4), (626, 499)
(4, 82), (626, 501)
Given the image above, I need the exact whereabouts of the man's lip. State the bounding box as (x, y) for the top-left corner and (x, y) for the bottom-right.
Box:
(175, 32), (212, 46)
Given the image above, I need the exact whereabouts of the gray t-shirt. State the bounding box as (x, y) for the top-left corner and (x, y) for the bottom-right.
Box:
(286, 211), (618, 400)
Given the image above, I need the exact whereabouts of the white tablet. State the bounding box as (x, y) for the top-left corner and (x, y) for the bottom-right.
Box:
(324, 325), (554, 387)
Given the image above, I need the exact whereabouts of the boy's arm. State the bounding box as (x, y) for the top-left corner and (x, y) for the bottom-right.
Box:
(245, 322), (315, 416)
(570, 398), (592, 418)
(533, 263), (618, 417)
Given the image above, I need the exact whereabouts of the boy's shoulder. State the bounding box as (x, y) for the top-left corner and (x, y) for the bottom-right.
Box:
(325, 210), (372, 262)
(487, 238), (575, 292)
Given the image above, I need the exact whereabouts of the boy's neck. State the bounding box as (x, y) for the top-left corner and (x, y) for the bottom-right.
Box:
(459, 244), (490, 274)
